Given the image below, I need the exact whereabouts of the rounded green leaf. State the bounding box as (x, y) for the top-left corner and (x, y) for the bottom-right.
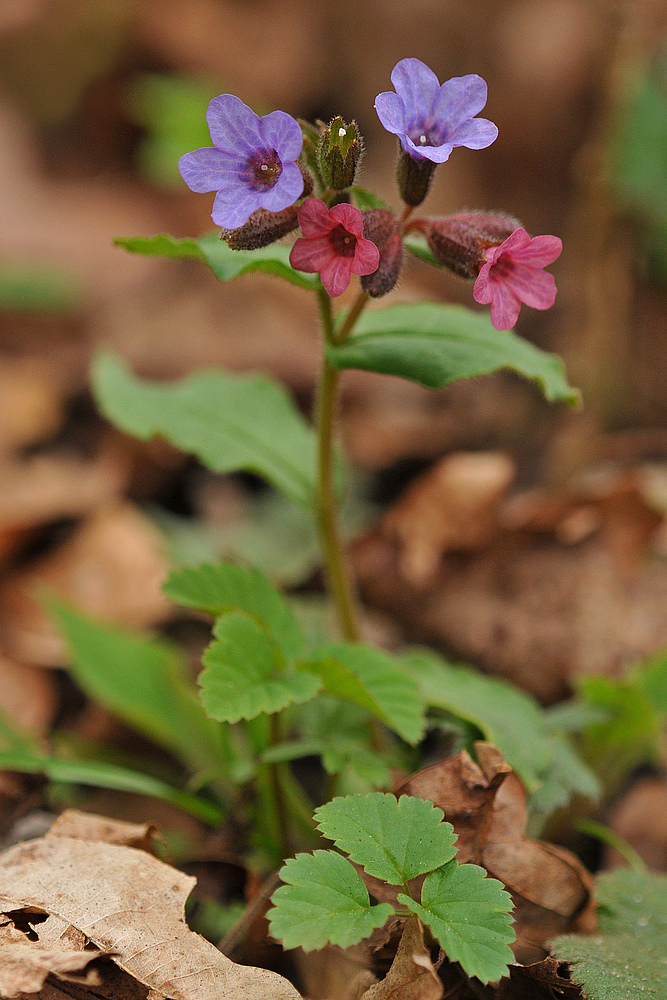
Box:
(268, 850), (394, 951)
(314, 792), (457, 885)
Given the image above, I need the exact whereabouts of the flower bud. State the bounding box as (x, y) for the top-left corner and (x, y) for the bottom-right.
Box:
(396, 148), (435, 207)
(360, 209), (403, 297)
(299, 119), (324, 192)
(318, 117), (363, 191)
(408, 212), (521, 278)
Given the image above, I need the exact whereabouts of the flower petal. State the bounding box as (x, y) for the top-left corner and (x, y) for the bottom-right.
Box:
(259, 160), (304, 212)
(510, 234), (562, 267)
(430, 74), (489, 137)
(390, 58), (440, 131)
(206, 94), (261, 154)
(290, 235), (334, 273)
(211, 187), (261, 229)
(351, 236), (380, 276)
(487, 275), (522, 329)
(374, 90), (408, 135)
(297, 198), (337, 238)
(444, 116), (498, 151)
(503, 262), (557, 310)
(320, 255), (354, 297)
(473, 262), (493, 304)
(179, 147), (250, 194)
(330, 202), (364, 237)
(405, 136), (455, 163)
(259, 110), (303, 162)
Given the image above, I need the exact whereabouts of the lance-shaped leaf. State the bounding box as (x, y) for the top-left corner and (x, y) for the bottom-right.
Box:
(164, 562), (304, 660)
(327, 302), (579, 406)
(399, 860), (515, 985)
(53, 602), (228, 776)
(200, 612), (320, 723)
(92, 352), (318, 509)
(314, 793), (457, 885)
(553, 869), (667, 1000)
(300, 644), (425, 745)
(115, 233), (320, 290)
(268, 850), (394, 951)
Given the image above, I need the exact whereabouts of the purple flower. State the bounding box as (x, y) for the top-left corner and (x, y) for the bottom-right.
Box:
(473, 228), (562, 330)
(178, 94), (304, 230)
(375, 58), (498, 163)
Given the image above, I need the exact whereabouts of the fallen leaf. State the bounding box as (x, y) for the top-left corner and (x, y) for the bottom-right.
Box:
(0, 914), (109, 998)
(0, 834), (302, 1000)
(46, 809), (159, 854)
(396, 744), (595, 964)
(361, 917), (443, 1000)
(0, 654), (57, 733)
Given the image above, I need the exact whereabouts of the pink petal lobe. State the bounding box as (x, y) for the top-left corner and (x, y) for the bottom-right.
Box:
(503, 262), (557, 310)
(473, 263), (493, 304)
(330, 203), (364, 237)
(290, 236), (334, 273)
(352, 237), (380, 275)
(320, 256), (354, 297)
(488, 274), (521, 329)
(487, 228), (530, 263)
(510, 234), (562, 267)
(297, 199), (336, 238)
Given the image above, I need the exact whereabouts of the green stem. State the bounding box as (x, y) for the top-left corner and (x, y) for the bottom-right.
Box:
(335, 290), (368, 345)
(268, 714), (291, 859)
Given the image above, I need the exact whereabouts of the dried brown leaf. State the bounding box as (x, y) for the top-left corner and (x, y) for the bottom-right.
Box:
(46, 810), (159, 854)
(0, 835), (302, 1000)
(0, 915), (108, 998)
(361, 918), (443, 1000)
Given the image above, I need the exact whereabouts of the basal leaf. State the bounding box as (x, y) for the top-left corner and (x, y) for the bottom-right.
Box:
(402, 233), (441, 268)
(268, 850), (394, 951)
(115, 233), (320, 289)
(314, 792), (457, 885)
(553, 869), (667, 1000)
(399, 860), (515, 985)
(200, 612), (320, 723)
(0, 752), (223, 826)
(92, 351), (318, 508)
(327, 302), (579, 406)
(164, 562), (304, 660)
(53, 602), (228, 776)
(301, 644), (425, 745)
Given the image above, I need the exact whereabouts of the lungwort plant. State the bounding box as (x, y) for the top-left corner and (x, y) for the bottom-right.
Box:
(0, 58), (628, 988)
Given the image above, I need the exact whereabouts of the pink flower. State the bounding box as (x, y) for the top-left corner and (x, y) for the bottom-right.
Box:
(473, 228), (562, 330)
(289, 199), (380, 297)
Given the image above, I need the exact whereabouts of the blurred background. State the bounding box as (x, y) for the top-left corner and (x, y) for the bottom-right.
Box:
(2, 0), (667, 729)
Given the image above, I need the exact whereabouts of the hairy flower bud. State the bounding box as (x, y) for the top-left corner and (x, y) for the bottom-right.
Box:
(318, 117), (363, 191)
(360, 209), (403, 297)
(396, 148), (436, 207)
(222, 167), (314, 250)
(409, 213), (521, 278)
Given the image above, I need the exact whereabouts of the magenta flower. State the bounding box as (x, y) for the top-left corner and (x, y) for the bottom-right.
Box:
(178, 94), (304, 230)
(473, 228), (562, 330)
(375, 58), (498, 163)
(289, 199), (380, 297)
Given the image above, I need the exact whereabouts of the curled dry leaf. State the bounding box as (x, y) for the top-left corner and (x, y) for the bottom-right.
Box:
(395, 744), (595, 964)
(46, 809), (159, 854)
(360, 917), (443, 1000)
(0, 834), (302, 1000)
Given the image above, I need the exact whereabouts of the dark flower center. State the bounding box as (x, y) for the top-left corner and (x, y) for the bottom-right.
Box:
(491, 252), (515, 278)
(246, 149), (283, 190)
(328, 224), (357, 258)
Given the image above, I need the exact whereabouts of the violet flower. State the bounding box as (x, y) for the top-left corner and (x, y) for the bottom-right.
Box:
(179, 94), (304, 230)
(375, 58), (498, 163)
(473, 228), (562, 330)
(289, 199), (380, 298)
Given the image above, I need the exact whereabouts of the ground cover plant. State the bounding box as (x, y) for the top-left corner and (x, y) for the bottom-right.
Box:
(1, 49), (667, 1000)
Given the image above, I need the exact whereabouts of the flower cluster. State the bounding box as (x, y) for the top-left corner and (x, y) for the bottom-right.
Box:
(178, 60), (561, 323)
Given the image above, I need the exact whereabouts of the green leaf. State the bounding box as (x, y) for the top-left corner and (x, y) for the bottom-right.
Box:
(300, 644), (425, 745)
(553, 869), (667, 1000)
(350, 187), (391, 211)
(164, 562), (305, 660)
(0, 261), (85, 314)
(200, 612), (321, 723)
(403, 233), (442, 268)
(268, 850), (394, 951)
(115, 233), (320, 290)
(314, 792), (457, 885)
(297, 698), (396, 791)
(636, 649), (667, 714)
(0, 752), (224, 826)
(92, 351), (318, 509)
(327, 302), (580, 406)
(52, 602), (228, 776)
(399, 860), (515, 985)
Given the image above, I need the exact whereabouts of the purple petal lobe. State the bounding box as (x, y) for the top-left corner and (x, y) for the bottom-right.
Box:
(259, 110), (303, 161)
(390, 58), (440, 128)
(259, 160), (304, 212)
(374, 91), (408, 135)
(290, 236), (333, 272)
(430, 75), (489, 138)
(444, 117), (498, 150)
(179, 147), (244, 193)
(211, 187), (261, 229)
(206, 94), (261, 154)
(409, 138), (455, 163)
(320, 255), (353, 297)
